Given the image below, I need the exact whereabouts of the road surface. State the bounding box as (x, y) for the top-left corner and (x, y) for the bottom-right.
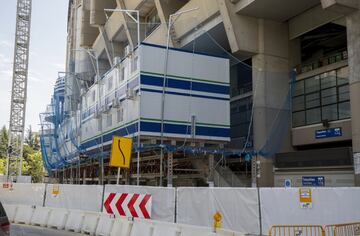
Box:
(11, 224), (84, 236)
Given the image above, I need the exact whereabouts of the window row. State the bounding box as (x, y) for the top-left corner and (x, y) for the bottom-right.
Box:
(292, 66), (350, 127)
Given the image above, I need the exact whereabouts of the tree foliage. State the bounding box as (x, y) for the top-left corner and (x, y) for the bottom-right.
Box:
(0, 125), (45, 182)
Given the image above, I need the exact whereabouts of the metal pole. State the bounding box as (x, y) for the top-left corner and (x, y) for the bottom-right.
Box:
(136, 10), (141, 186)
(208, 154), (214, 187)
(159, 14), (173, 187)
(137, 11), (140, 48)
(116, 167), (121, 185)
(167, 152), (173, 187)
(160, 7), (199, 187)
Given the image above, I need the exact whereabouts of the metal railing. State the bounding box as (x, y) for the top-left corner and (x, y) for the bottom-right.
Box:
(269, 223), (360, 236)
(269, 225), (325, 236)
(325, 223), (360, 236)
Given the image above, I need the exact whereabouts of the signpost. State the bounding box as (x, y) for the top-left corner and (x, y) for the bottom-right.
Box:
(110, 136), (133, 168)
(110, 136), (133, 184)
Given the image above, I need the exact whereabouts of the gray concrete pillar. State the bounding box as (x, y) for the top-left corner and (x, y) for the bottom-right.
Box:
(252, 19), (291, 187)
(346, 10), (360, 185)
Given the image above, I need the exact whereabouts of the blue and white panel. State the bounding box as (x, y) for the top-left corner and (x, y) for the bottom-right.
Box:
(139, 43), (230, 141)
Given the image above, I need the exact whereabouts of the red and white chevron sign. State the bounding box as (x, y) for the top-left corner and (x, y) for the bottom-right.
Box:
(103, 193), (152, 219)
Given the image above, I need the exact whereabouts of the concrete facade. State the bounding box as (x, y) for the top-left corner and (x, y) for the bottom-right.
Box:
(62, 0), (360, 186)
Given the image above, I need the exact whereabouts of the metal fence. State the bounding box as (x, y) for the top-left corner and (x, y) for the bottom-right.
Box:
(269, 225), (325, 236)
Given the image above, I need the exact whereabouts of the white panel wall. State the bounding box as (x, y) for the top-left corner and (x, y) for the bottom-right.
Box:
(105, 185), (176, 222)
(141, 91), (230, 128)
(140, 44), (229, 84)
(176, 187), (260, 235)
(44, 184), (104, 211)
(0, 183), (45, 206)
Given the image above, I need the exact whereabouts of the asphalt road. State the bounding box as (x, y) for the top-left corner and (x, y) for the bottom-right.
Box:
(10, 224), (84, 236)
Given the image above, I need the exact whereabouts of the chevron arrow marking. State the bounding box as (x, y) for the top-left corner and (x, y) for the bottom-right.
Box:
(139, 194), (151, 219)
(127, 193), (140, 218)
(115, 193), (128, 216)
(104, 192), (152, 219)
(104, 193), (116, 214)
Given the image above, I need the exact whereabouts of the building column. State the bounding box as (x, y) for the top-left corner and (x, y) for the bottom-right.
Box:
(252, 19), (291, 187)
(347, 10), (360, 186)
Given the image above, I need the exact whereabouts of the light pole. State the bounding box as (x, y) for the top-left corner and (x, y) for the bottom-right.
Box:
(159, 7), (199, 187)
(104, 9), (142, 186)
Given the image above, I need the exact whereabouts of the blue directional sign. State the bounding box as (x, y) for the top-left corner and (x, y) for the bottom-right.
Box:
(315, 127), (342, 139)
(284, 179), (292, 188)
(302, 176), (325, 187)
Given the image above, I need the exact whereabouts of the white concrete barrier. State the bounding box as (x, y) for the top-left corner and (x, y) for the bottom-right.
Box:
(82, 211), (100, 235)
(65, 210), (85, 233)
(2, 204), (17, 223)
(177, 187), (260, 235)
(95, 213), (114, 236)
(0, 183), (45, 206)
(47, 208), (69, 230)
(105, 185), (176, 222)
(152, 221), (179, 236)
(129, 219), (153, 236)
(45, 184), (104, 212)
(30, 206), (51, 227)
(179, 224), (216, 236)
(14, 205), (34, 225)
(217, 228), (246, 236)
(110, 217), (133, 236)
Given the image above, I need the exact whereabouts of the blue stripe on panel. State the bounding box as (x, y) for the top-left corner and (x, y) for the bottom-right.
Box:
(80, 123), (138, 150)
(141, 88), (229, 101)
(140, 121), (230, 138)
(140, 74), (229, 95)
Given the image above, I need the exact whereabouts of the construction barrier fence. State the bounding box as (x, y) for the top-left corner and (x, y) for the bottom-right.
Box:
(0, 183), (360, 235)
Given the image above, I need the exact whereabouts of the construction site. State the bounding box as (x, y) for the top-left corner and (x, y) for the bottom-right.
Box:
(2, 0), (360, 235)
(33, 0), (360, 188)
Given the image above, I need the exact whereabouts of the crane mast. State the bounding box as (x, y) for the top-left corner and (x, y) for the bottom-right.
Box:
(6, 0), (32, 180)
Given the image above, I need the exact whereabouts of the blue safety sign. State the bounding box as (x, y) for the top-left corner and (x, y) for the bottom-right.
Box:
(315, 127), (342, 139)
(302, 176), (325, 187)
(284, 179), (292, 188)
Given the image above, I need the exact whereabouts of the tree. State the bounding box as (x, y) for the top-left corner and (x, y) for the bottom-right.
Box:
(22, 151), (44, 183)
(25, 126), (40, 150)
(0, 126), (8, 158)
(0, 159), (5, 175)
(0, 125), (45, 182)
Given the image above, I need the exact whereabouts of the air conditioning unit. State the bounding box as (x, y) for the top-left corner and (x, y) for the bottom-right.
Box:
(126, 89), (136, 100)
(113, 56), (122, 65)
(94, 108), (101, 119)
(124, 44), (132, 57)
(112, 98), (121, 108)
(103, 104), (111, 114)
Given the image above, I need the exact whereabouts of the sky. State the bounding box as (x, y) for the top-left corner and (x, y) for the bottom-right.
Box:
(0, 0), (68, 132)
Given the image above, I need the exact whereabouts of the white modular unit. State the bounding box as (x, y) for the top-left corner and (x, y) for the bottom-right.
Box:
(139, 43), (230, 142)
(79, 43), (230, 152)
